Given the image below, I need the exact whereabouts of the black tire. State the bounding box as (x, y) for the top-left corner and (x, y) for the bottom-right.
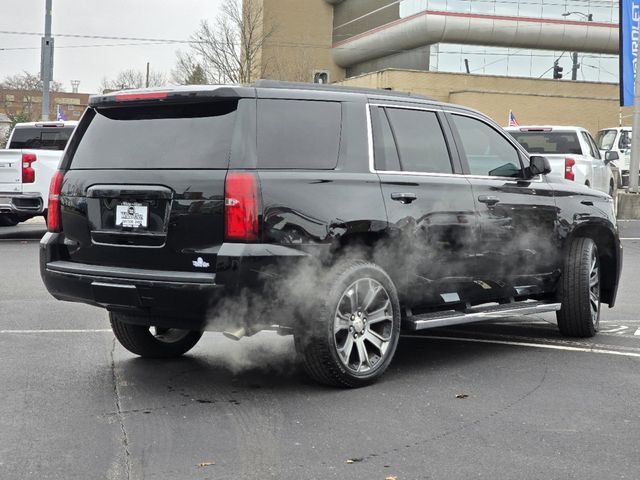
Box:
(0, 215), (19, 227)
(556, 237), (601, 338)
(294, 260), (401, 388)
(609, 181), (615, 197)
(110, 312), (203, 358)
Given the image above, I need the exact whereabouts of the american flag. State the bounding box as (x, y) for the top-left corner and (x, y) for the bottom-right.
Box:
(508, 110), (519, 127)
(56, 105), (67, 122)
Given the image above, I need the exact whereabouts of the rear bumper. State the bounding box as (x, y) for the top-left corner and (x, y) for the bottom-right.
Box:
(39, 232), (312, 329)
(0, 192), (44, 215)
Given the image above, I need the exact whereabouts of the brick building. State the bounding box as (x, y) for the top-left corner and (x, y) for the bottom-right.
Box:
(1, 88), (91, 122)
(253, 0), (627, 133)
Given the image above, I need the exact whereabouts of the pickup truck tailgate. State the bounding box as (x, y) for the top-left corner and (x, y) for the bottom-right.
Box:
(0, 151), (22, 193)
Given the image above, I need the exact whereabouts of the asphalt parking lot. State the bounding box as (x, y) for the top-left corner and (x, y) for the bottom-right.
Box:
(1, 219), (639, 480)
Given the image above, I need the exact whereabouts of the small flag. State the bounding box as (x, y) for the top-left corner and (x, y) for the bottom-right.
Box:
(508, 110), (519, 127)
(56, 105), (67, 121)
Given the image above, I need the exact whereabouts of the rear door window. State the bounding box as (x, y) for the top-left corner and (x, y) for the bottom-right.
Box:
(384, 107), (453, 174)
(70, 101), (237, 169)
(257, 99), (341, 169)
(9, 126), (75, 150)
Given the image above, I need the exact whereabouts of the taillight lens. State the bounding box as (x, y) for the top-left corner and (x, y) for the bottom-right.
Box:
(565, 158), (576, 181)
(47, 170), (64, 233)
(225, 172), (259, 242)
(22, 153), (36, 183)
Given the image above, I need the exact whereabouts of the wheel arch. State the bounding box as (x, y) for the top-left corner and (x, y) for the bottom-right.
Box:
(569, 223), (620, 307)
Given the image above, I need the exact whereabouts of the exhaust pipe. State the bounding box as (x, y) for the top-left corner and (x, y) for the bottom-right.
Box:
(223, 326), (247, 341)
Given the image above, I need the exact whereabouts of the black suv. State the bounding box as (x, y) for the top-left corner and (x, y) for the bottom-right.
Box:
(40, 81), (622, 387)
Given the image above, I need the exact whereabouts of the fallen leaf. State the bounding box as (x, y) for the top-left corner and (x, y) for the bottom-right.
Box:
(456, 394), (469, 399)
(346, 458), (363, 464)
(346, 459), (354, 464)
(386, 476), (398, 480)
(196, 461), (215, 468)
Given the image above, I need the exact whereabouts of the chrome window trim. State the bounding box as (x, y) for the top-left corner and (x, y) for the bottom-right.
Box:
(366, 103), (544, 183)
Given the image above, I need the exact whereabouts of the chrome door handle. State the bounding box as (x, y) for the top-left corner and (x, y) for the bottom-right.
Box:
(478, 195), (500, 206)
(391, 192), (417, 204)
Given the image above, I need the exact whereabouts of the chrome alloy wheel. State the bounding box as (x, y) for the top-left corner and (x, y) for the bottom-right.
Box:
(333, 278), (394, 374)
(589, 250), (601, 329)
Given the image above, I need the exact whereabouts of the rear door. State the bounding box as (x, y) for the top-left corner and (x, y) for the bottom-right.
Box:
(581, 130), (607, 192)
(60, 99), (246, 273)
(371, 104), (478, 307)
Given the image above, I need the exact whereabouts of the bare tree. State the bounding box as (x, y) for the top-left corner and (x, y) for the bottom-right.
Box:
(99, 68), (167, 93)
(175, 0), (275, 84)
(0, 71), (63, 92)
(0, 71), (64, 127)
(171, 51), (208, 85)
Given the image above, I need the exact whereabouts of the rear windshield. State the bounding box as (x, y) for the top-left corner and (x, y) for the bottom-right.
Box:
(69, 102), (237, 169)
(8, 126), (75, 150)
(508, 131), (582, 155)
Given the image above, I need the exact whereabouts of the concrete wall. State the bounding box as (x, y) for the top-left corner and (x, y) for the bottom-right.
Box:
(339, 69), (630, 134)
(257, 0), (345, 83)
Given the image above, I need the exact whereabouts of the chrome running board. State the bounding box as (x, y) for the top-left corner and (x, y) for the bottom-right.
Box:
(406, 301), (561, 331)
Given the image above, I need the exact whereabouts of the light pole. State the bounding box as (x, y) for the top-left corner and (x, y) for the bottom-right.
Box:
(41, 0), (54, 121)
(562, 11), (593, 81)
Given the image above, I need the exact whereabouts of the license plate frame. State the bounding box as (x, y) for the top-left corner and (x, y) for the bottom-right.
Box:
(115, 202), (149, 229)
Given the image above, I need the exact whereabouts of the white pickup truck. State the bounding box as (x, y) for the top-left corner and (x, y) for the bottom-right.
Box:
(0, 121), (77, 226)
(506, 126), (616, 196)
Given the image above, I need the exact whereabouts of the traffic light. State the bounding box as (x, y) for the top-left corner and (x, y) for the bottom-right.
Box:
(553, 61), (564, 80)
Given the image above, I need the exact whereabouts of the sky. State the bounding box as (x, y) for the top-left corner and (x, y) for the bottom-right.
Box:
(0, 0), (225, 94)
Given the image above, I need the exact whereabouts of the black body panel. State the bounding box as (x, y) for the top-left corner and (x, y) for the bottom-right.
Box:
(40, 83), (622, 330)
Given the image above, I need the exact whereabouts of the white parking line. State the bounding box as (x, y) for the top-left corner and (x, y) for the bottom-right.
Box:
(635, 328), (640, 336)
(0, 329), (111, 334)
(620, 238), (640, 241)
(404, 335), (640, 358)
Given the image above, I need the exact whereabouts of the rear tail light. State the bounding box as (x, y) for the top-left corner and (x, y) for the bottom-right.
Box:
(22, 153), (36, 183)
(225, 172), (259, 242)
(565, 158), (576, 181)
(47, 170), (65, 233)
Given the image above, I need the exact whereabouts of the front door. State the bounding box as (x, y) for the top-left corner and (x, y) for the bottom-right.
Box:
(370, 105), (478, 308)
(446, 112), (561, 300)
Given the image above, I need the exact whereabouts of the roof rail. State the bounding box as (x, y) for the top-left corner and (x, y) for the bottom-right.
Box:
(253, 79), (432, 101)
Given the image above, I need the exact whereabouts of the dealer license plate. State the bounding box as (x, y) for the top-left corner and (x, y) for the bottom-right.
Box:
(115, 202), (148, 228)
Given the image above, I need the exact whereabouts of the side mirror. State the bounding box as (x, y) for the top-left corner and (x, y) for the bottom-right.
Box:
(528, 155), (551, 177)
(605, 150), (619, 163)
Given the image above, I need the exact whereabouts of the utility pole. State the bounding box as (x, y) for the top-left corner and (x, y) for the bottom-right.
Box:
(146, 62), (150, 88)
(41, 0), (54, 121)
(571, 52), (579, 81)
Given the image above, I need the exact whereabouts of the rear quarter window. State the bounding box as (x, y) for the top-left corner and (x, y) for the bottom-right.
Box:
(257, 99), (341, 169)
(69, 101), (237, 169)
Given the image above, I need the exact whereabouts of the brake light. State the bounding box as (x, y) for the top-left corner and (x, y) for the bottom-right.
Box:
(22, 153), (36, 183)
(47, 170), (64, 233)
(115, 91), (168, 102)
(565, 158), (576, 181)
(225, 172), (259, 242)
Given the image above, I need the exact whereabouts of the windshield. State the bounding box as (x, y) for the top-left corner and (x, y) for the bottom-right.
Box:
(508, 131), (582, 155)
(8, 126), (75, 150)
(596, 130), (618, 151)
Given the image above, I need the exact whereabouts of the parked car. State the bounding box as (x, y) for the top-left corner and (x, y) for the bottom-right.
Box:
(40, 82), (622, 387)
(506, 126), (616, 196)
(597, 127), (633, 186)
(0, 121), (78, 226)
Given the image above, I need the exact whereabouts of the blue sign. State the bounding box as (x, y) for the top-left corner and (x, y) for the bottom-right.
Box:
(621, 0), (640, 106)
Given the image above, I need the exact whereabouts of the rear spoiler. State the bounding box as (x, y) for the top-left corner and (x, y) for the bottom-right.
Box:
(89, 86), (255, 107)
